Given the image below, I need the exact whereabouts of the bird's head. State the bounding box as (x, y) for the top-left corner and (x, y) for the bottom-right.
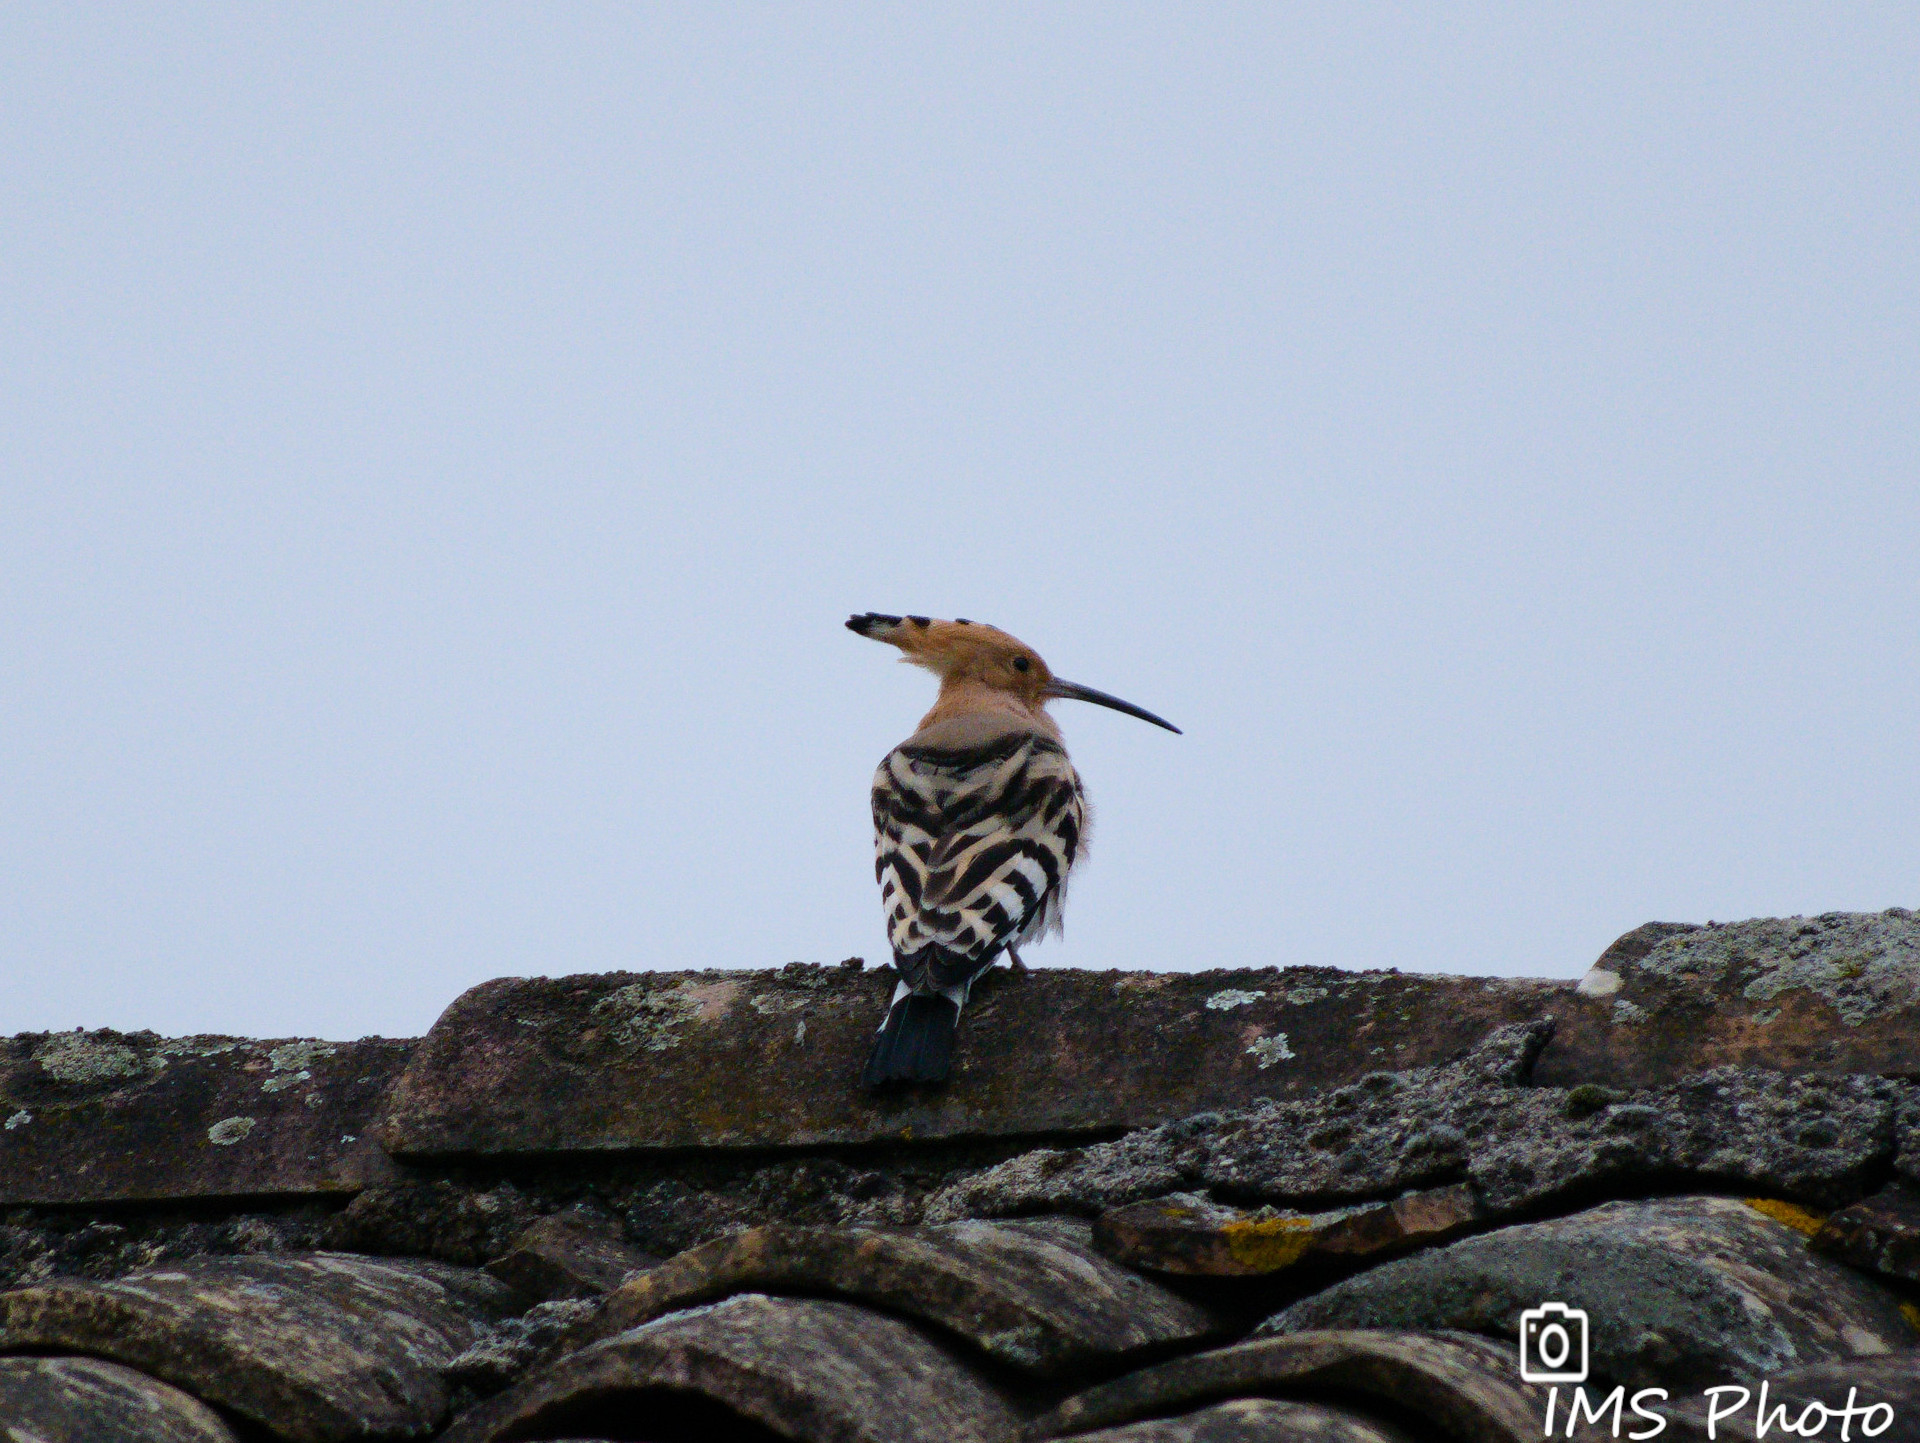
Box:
(846, 612), (1180, 733)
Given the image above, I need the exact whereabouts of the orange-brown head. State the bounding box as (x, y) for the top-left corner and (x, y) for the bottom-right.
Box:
(846, 612), (1180, 735)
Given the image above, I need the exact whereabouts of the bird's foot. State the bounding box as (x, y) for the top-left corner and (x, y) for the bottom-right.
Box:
(1006, 947), (1029, 974)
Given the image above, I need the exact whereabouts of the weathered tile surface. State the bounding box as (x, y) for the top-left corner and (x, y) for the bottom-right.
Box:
(1092, 1186), (1483, 1277)
(9, 913), (1913, 1202)
(322, 1177), (537, 1266)
(0, 1029), (409, 1205)
(446, 1297), (601, 1400)
(0, 1355), (242, 1443)
(583, 1215), (1218, 1376)
(0, 1204), (334, 1292)
(485, 1209), (660, 1301)
(1028, 1330), (1541, 1443)
(442, 1292), (1021, 1443)
(1811, 1180), (1920, 1284)
(379, 920), (1920, 1159)
(925, 1022), (1912, 1221)
(1058, 1396), (1419, 1443)
(0, 1252), (518, 1442)
(1542, 911), (1920, 1089)
(379, 964), (1575, 1155)
(1265, 1196), (1919, 1390)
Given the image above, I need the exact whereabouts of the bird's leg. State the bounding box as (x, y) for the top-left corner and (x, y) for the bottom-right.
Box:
(1006, 947), (1029, 974)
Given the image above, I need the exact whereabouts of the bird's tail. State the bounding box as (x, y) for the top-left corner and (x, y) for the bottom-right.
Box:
(861, 982), (965, 1088)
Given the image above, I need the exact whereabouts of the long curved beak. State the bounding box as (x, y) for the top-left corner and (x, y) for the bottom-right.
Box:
(1044, 679), (1182, 734)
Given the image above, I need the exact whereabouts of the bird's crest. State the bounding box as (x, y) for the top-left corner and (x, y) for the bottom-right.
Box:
(847, 612), (1181, 733)
(845, 612), (1054, 701)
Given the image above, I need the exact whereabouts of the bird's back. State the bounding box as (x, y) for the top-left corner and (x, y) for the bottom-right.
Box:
(873, 715), (1086, 992)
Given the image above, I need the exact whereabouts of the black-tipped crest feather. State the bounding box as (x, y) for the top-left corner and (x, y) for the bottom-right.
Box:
(846, 612), (903, 637)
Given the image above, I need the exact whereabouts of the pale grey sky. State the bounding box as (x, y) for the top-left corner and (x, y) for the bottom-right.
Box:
(4, 7), (1917, 1040)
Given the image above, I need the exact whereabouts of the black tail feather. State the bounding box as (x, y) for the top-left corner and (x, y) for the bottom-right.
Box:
(861, 994), (960, 1088)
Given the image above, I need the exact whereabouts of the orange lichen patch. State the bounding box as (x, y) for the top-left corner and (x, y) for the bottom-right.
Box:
(1744, 1198), (1827, 1237)
(1901, 1302), (1920, 1335)
(1222, 1215), (1315, 1271)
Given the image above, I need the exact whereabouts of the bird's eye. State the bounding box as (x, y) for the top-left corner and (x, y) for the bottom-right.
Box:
(1013, 657), (1031, 672)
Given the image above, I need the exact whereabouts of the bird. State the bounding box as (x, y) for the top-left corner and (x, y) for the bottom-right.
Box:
(846, 612), (1179, 1087)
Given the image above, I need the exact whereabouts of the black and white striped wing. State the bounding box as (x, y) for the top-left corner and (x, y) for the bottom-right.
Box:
(872, 731), (1086, 991)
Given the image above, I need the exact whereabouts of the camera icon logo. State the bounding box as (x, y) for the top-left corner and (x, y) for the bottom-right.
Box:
(1518, 1302), (1590, 1384)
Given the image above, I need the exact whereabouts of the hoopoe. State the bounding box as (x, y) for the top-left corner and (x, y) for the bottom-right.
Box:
(847, 612), (1179, 1087)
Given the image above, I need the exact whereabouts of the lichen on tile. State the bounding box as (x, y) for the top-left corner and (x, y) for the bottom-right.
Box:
(31, 1032), (155, 1085)
(592, 979), (743, 1051)
(1246, 1033), (1295, 1068)
(207, 1116), (256, 1146)
(1206, 989), (1266, 1011)
(268, 1041), (338, 1073)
